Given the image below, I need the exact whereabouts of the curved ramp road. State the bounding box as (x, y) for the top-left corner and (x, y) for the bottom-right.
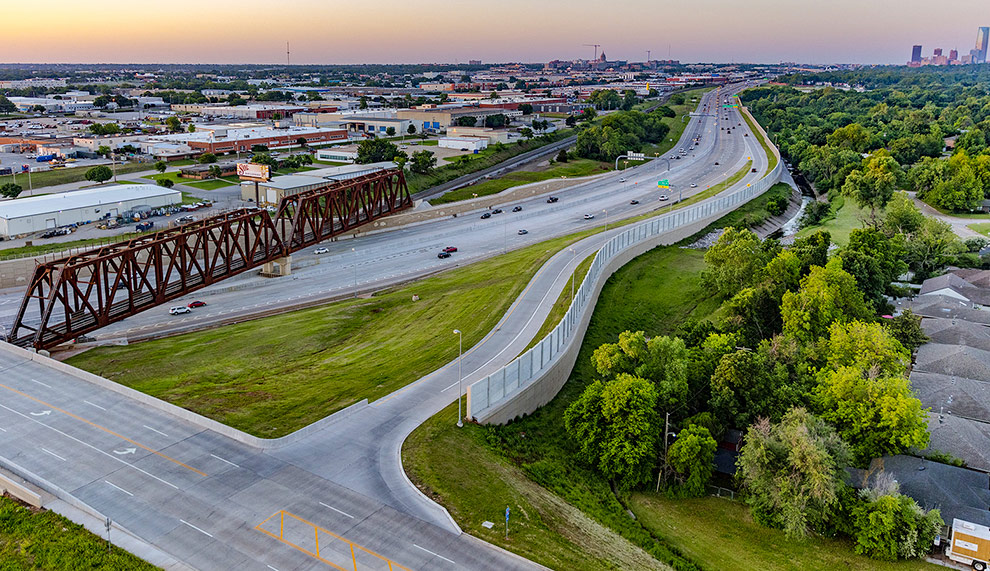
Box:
(0, 84), (771, 570)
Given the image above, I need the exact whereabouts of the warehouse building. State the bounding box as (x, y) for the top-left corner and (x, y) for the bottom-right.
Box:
(240, 162), (395, 205)
(0, 185), (181, 238)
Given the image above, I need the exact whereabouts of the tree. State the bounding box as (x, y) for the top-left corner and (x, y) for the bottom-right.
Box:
(565, 115), (577, 127)
(251, 144), (269, 153)
(187, 124), (196, 133)
(519, 127), (533, 139)
(484, 114), (508, 128)
(0, 183), (23, 199)
(296, 137), (309, 149)
(0, 95), (16, 114)
(709, 347), (790, 428)
(157, 178), (174, 188)
(393, 155), (408, 170)
(852, 491), (942, 561)
(838, 228), (907, 310)
(841, 151), (901, 220)
(356, 139), (400, 164)
(885, 310), (929, 353)
(84, 165), (113, 184)
(591, 331), (691, 413)
(208, 165), (223, 179)
(581, 107), (597, 122)
(825, 321), (909, 378)
(409, 150), (437, 174)
(165, 116), (182, 133)
(154, 161), (167, 175)
(883, 192), (924, 236)
(780, 258), (873, 344)
(666, 424), (717, 497)
(556, 149), (568, 163)
(737, 408), (851, 538)
(96, 145), (111, 158)
(454, 116), (477, 127)
(669, 93), (686, 105)
(386, 126), (396, 137)
(905, 216), (961, 279)
(702, 227), (768, 298)
(359, 96), (368, 110)
(564, 375), (660, 489)
(407, 124), (417, 137)
(518, 103), (533, 115)
(250, 152), (278, 172)
(198, 153), (218, 164)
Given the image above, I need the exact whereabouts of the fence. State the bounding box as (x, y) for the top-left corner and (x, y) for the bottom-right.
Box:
(467, 158), (783, 424)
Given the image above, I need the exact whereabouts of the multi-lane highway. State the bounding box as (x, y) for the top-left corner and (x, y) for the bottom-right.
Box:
(0, 83), (771, 570)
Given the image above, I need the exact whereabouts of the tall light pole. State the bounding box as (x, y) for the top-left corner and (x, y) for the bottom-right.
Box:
(603, 209), (608, 233)
(453, 329), (463, 427)
(568, 247), (576, 302)
(351, 247), (357, 296)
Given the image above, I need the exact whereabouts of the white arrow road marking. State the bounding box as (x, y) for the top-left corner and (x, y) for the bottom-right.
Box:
(113, 448), (137, 455)
(30, 410), (51, 417)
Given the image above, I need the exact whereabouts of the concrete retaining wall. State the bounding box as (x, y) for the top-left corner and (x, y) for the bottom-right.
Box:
(0, 467), (43, 507)
(468, 128), (783, 424)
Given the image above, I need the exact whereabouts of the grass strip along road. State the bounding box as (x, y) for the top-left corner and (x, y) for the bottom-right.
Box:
(0, 161), (149, 189)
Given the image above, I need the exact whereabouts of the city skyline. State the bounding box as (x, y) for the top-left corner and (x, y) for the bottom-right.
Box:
(1, 0), (988, 65)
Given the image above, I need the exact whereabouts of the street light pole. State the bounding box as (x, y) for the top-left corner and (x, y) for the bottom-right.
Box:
(453, 329), (463, 427)
(603, 209), (608, 233)
(351, 247), (357, 296)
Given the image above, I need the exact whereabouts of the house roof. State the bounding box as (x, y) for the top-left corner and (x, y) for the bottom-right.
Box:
(908, 295), (990, 325)
(915, 344), (990, 381)
(922, 318), (990, 352)
(910, 370), (990, 423)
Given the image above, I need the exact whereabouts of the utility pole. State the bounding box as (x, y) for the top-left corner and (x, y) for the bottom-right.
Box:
(657, 411), (670, 493)
(646, 50), (651, 66)
(286, 42), (291, 66)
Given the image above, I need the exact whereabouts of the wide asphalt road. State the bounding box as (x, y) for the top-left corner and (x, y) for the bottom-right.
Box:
(0, 83), (770, 570)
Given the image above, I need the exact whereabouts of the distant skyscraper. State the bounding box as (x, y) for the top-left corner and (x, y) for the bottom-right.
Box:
(950, 49), (959, 61)
(977, 27), (989, 63)
(911, 45), (923, 63)
(934, 47), (943, 57)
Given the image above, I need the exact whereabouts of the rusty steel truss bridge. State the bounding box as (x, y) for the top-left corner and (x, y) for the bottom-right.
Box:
(7, 169), (411, 350)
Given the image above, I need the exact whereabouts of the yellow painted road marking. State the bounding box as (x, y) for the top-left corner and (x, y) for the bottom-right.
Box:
(0, 382), (207, 477)
(257, 510), (412, 571)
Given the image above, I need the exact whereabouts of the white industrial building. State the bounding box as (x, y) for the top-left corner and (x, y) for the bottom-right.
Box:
(438, 136), (489, 151)
(315, 148), (359, 163)
(240, 162), (395, 205)
(0, 185), (181, 238)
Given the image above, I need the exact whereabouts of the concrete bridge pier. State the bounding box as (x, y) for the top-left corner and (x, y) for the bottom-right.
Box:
(260, 256), (292, 277)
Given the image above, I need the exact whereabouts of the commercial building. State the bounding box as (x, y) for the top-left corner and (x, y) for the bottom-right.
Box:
(0, 185), (181, 238)
(170, 104), (311, 120)
(912, 45), (923, 63)
(315, 148), (359, 163)
(445, 126), (512, 144)
(294, 112), (412, 137)
(977, 27), (989, 63)
(148, 126), (348, 155)
(240, 162), (395, 205)
(396, 106), (517, 133)
(438, 136), (488, 151)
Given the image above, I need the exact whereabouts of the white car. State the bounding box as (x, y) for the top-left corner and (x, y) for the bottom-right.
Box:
(169, 306), (191, 315)
(659, 195), (670, 201)
(690, 183), (698, 188)
(314, 247), (329, 254)
(619, 178), (626, 183)
(583, 213), (595, 220)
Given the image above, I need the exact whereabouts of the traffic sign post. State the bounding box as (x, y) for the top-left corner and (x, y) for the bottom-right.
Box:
(505, 506), (510, 539)
(657, 179), (670, 189)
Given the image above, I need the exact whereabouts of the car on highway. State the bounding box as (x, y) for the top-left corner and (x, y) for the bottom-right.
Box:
(491, 208), (503, 214)
(674, 156), (681, 160)
(512, 205), (523, 212)
(619, 178), (626, 183)
(188, 301), (207, 308)
(443, 246), (458, 253)
(659, 195), (670, 201)
(437, 251), (452, 259)
(690, 183), (698, 188)
(583, 213), (595, 220)
(169, 306), (191, 315)
(630, 199), (640, 205)
(546, 196), (559, 203)
(714, 162), (720, 165)
(480, 212), (492, 219)
(518, 229), (528, 235)
(314, 247), (329, 254)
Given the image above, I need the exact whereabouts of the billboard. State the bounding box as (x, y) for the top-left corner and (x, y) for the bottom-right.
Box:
(237, 163), (270, 182)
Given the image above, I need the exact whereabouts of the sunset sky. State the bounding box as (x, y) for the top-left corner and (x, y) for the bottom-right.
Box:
(3, 0), (988, 65)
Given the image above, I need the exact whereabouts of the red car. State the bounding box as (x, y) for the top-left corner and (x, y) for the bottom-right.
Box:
(443, 246), (458, 253)
(188, 301), (207, 308)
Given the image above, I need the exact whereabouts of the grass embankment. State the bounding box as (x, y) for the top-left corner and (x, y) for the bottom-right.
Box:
(796, 195), (867, 246)
(403, 188), (836, 570)
(141, 172), (239, 191)
(430, 159), (610, 205)
(739, 98), (779, 174)
(520, 252), (597, 355)
(0, 496), (158, 570)
(405, 131), (574, 195)
(0, 232), (147, 260)
(969, 222), (990, 237)
(0, 162), (149, 189)
(67, 232), (598, 438)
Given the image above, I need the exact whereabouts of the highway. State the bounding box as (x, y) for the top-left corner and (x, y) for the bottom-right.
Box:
(0, 85), (762, 345)
(0, 83), (771, 570)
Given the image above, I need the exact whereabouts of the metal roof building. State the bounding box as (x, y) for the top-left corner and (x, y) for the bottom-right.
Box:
(0, 184), (181, 238)
(240, 162), (396, 205)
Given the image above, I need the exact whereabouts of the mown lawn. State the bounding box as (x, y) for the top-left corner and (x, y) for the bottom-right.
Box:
(0, 162), (149, 189)
(67, 232), (598, 438)
(628, 494), (937, 571)
(0, 496), (158, 570)
(796, 195), (869, 246)
(430, 159), (611, 205)
(0, 232), (147, 260)
(969, 222), (990, 237)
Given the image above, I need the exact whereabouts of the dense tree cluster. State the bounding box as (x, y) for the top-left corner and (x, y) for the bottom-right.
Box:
(574, 108), (671, 161)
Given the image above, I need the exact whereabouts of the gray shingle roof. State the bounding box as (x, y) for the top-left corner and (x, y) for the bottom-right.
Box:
(922, 318), (990, 352)
(915, 344), (990, 380)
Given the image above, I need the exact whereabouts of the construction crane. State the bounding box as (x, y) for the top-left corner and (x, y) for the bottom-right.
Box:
(583, 44), (601, 70)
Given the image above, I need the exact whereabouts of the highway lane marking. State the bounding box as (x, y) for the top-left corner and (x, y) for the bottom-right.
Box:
(440, 381), (459, 393)
(0, 382), (207, 477)
(29, 378), (52, 389)
(0, 427), (6, 432)
(0, 402), (179, 490)
(83, 400), (107, 411)
(413, 544), (456, 565)
(104, 480), (133, 496)
(209, 453), (240, 468)
(41, 447), (66, 462)
(179, 519), (214, 538)
(143, 425), (169, 438)
(266, 566), (279, 571)
(318, 502), (354, 519)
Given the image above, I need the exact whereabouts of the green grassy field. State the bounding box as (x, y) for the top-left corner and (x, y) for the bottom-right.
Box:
(186, 178), (236, 191)
(66, 231), (600, 438)
(628, 494), (937, 571)
(796, 195), (868, 246)
(0, 496), (158, 570)
(0, 232), (148, 260)
(520, 252), (596, 355)
(430, 159), (611, 205)
(968, 222), (990, 236)
(0, 162), (150, 189)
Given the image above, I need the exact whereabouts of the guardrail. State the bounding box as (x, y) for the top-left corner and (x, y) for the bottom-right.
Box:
(467, 158), (782, 424)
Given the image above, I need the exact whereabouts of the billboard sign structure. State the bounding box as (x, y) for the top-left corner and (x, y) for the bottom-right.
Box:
(237, 163), (270, 182)
(627, 152), (645, 160)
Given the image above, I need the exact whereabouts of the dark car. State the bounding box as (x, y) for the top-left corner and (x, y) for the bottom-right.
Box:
(443, 246), (458, 253)
(491, 208), (504, 214)
(518, 229), (528, 235)
(751, 167), (758, 173)
(438, 251), (452, 259)
(630, 199), (640, 205)
(714, 161), (720, 165)
(188, 301), (207, 308)
(546, 196), (559, 203)
(512, 206), (523, 212)
(481, 212), (492, 219)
